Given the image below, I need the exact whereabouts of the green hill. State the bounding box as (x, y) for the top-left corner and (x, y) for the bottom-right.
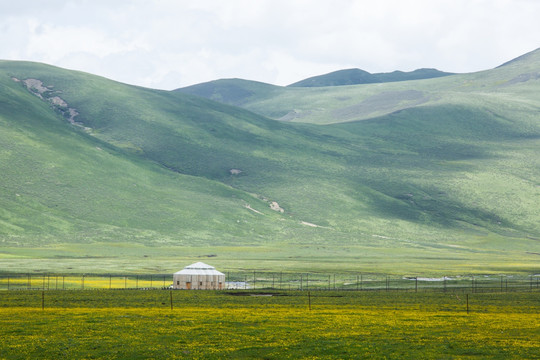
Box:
(0, 62), (296, 245)
(177, 78), (280, 106)
(287, 68), (454, 87)
(0, 49), (539, 274)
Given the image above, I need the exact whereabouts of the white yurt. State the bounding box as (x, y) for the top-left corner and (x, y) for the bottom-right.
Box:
(173, 262), (225, 290)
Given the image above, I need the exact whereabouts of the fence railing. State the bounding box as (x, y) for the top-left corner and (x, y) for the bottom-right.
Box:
(223, 272), (540, 293)
(0, 272), (538, 292)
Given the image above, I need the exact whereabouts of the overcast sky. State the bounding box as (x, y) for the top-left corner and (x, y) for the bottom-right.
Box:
(1, 0), (539, 90)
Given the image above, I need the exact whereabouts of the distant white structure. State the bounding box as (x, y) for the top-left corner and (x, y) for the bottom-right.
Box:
(173, 262), (225, 290)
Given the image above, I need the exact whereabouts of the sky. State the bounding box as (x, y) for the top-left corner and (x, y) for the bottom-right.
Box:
(1, 0), (539, 90)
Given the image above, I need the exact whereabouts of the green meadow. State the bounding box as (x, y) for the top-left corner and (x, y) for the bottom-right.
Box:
(0, 290), (538, 359)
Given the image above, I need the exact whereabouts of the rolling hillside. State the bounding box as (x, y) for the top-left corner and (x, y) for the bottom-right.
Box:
(0, 49), (539, 274)
(177, 48), (540, 125)
(0, 62), (294, 247)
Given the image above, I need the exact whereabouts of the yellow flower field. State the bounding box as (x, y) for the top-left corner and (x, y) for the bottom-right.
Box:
(0, 290), (538, 359)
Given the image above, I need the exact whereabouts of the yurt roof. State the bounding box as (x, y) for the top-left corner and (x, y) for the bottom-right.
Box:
(174, 262), (225, 276)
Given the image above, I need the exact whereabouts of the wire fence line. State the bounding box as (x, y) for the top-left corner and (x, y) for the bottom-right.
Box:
(1, 272), (539, 293)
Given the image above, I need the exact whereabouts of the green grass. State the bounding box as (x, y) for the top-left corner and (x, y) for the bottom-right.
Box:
(0, 49), (539, 275)
(0, 290), (538, 359)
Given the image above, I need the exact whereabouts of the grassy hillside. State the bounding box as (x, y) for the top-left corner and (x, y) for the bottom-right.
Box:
(287, 68), (454, 87)
(0, 62), (301, 246)
(0, 50), (539, 274)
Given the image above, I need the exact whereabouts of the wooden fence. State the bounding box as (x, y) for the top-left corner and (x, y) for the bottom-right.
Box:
(1, 272), (538, 293)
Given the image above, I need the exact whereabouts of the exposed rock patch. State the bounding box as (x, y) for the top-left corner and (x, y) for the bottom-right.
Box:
(50, 96), (68, 107)
(22, 78), (51, 97)
(269, 201), (284, 213)
(15, 78), (90, 131)
(67, 108), (80, 126)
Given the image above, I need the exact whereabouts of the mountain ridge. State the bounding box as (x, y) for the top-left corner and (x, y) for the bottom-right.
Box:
(175, 68), (454, 106)
(287, 68), (455, 87)
(176, 48), (540, 123)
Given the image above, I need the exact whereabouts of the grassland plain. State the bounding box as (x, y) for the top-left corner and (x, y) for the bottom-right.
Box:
(0, 49), (539, 275)
(0, 290), (538, 359)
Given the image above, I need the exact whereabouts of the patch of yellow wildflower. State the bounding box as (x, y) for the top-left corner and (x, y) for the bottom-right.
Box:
(1, 300), (538, 359)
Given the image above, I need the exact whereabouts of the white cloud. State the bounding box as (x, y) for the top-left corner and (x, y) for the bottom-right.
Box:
(0, 0), (539, 89)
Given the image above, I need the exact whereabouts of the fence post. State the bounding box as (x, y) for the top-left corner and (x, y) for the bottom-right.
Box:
(466, 294), (469, 314)
(42, 291), (45, 311)
(7, 276), (9, 291)
(415, 277), (418, 293)
(81, 275), (85, 290)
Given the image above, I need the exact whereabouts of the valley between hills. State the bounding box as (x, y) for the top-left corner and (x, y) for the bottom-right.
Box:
(1, 49), (539, 275)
